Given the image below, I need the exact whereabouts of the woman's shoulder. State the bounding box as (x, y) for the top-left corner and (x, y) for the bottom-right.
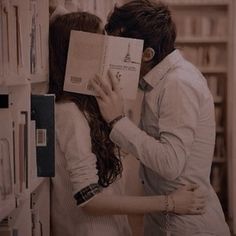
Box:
(56, 101), (83, 116)
(55, 101), (88, 125)
(55, 101), (92, 146)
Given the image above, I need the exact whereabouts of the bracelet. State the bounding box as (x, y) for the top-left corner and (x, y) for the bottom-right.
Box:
(108, 114), (125, 128)
(164, 195), (168, 214)
(169, 195), (175, 213)
(164, 195), (175, 214)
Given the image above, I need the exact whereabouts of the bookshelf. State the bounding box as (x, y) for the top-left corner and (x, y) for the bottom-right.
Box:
(227, 1), (236, 234)
(163, 0), (236, 233)
(0, 0), (51, 235)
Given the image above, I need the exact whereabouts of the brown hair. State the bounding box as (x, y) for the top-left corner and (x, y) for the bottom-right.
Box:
(49, 12), (122, 187)
(105, 0), (176, 66)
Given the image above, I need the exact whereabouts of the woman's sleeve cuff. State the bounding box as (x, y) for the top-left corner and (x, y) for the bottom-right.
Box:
(74, 183), (102, 206)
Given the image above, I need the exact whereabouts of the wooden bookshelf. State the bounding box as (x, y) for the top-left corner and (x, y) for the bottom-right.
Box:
(165, 0), (233, 231)
(0, 0), (51, 235)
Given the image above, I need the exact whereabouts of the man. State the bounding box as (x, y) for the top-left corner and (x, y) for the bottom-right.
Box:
(92, 1), (230, 235)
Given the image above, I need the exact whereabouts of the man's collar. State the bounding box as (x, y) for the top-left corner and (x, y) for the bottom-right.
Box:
(142, 49), (183, 90)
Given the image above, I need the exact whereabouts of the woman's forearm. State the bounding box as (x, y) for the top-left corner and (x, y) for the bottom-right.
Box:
(82, 192), (165, 215)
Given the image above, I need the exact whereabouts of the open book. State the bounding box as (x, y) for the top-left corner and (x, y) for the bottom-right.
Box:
(64, 31), (144, 100)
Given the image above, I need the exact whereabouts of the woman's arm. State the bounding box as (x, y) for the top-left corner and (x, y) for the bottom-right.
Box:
(83, 192), (165, 215)
(82, 184), (205, 216)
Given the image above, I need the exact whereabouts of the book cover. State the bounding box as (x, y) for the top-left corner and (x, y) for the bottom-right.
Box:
(64, 30), (144, 100)
(31, 94), (55, 177)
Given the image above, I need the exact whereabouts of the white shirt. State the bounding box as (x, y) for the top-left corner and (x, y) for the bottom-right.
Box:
(110, 50), (230, 236)
(51, 102), (131, 236)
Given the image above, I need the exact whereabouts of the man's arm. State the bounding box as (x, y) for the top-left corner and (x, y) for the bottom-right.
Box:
(91, 73), (200, 181)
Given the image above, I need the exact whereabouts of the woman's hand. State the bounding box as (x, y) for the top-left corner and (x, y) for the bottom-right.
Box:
(169, 184), (206, 215)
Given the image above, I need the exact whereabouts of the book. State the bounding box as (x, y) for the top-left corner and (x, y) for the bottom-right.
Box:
(0, 1), (10, 82)
(18, 111), (28, 192)
(0, 108), (13, 200)
(64, 30), (144, 100)
(31, 94), (55, 177)
(30, 120), (37, 183)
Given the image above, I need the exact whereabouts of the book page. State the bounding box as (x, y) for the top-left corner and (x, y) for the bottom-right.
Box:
(64, 31), (144, 100)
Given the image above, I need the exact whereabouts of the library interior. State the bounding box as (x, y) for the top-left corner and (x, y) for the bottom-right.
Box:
(1, 0), (236, 235)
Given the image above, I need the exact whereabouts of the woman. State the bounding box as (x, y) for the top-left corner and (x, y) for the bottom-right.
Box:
(49, 11), (205, 236)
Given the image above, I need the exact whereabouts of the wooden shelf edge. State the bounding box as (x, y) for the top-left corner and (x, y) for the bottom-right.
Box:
(0, 196), (15, 222)
(213, 157), (226, 163)
(30, 178), (46, 193)
(167, 0), (229, 6)
(214, 96), (224, 103)
(29, 73), (48, 84)
(177, 37), (228, 44)
(200, 67), (227, 74)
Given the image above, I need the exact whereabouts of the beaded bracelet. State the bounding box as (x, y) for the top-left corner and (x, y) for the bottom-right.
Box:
(164, 195), (175, 213)
(169, 195), (175, 213)
(108, 114), (125, 128)
(164, 195), (169, 214)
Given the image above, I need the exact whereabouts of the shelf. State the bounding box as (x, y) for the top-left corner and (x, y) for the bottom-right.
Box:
(176, 37), (228, 44)
(167, 0), (229, 6)
(213, 157), (226, 163)
(30, 73), (49, 84)
(0, 75), (29, 87)
(214, 96), (224, 103)
(200, 67), (227, 74)
(15, 189), (31, 208)
(30, 178), (45, 193)
(0, 196), (15, 222)
(216, 126), (224, 133)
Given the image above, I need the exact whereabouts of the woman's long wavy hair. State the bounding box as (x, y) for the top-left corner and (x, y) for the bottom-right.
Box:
(49, 12), (122, 187)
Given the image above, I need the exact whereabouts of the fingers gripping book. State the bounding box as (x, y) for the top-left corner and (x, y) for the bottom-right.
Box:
(64, 31), (144, 100)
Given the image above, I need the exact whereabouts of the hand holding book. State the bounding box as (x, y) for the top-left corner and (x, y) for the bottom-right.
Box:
(91, 70), (125, 124)
(63, 31), (144, 100)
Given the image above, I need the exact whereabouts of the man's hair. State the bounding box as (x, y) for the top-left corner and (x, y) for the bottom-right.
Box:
(49, 12), (122, 188)
(105, 0), (176, 65)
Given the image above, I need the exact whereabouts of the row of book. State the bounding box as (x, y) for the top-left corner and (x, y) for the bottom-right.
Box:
(214, 134), (226, 159)
(174, 13), (228, 38)
(180, 45), (227, 68)
(0, 180), (50, 236)
(206, 75), (225, 99)
(0, 94), (55, 221)
(0, 0), (48, 85)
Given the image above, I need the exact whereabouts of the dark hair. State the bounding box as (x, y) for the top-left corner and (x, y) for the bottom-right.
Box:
(49, 12), (122, 187)
(105, 0), (176, 66)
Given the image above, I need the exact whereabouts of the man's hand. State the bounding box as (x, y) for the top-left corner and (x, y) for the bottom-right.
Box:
(91, 71), (125, 123)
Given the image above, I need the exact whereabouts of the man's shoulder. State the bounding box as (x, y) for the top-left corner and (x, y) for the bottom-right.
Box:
(166, 59), (206, 87)
(162, 60), (210, 100)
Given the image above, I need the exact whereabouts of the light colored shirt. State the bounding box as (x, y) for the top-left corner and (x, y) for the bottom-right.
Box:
(51, 102), (131, 236)
(110, 50), (230, 236)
